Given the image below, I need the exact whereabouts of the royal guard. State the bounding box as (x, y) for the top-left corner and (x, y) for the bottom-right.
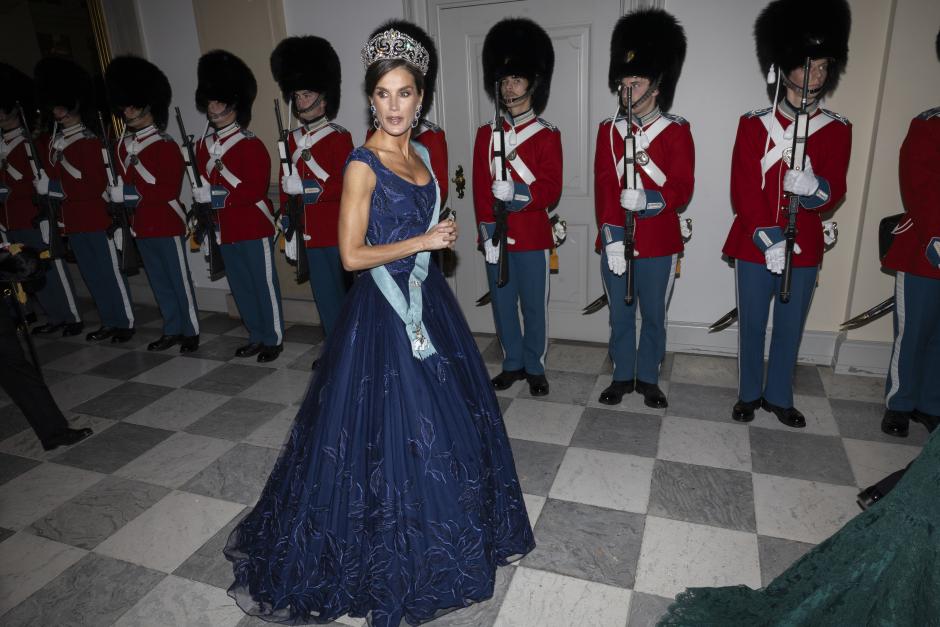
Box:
(0, 63), (83, 336)
(473, 17), (562, 397)
(270, 35), (352, 349)
(878, 30), (940, 439)
(594, 9), (693, 408)
(34, 56), (136, 342)
(105, 55), (200, 353)
(724, 0), (852, 427)
(193, 50), (283, 362)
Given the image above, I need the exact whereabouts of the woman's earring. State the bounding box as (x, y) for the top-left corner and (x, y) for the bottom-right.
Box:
(412, 104), (422, 129)
(370, 103), (380, 130)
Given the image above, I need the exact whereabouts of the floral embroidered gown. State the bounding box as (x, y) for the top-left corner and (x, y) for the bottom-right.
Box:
(225, 145), (535, 626)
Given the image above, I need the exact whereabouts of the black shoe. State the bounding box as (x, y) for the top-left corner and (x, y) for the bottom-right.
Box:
(599, 379), (635, 405)
(311, 358), (321, 370)
(911, 409), (939, 434)
(179, 335), (200, 354)
(492, 369), (526, 390)
(31, 322), (64, 335)
(41, 427), (93, 451)
(527, 373), (549, 397)
(110, 328), (135, 343)
(86, 326), (116, 341)
(881, 409), (910, 438)
(762, 399), (806, 428)
(257, 344), (283, 363)
(856, 485), (884, 511)
(732, 398), (762, 423)
(62, 322), (85, 337)
(235, 342), (263, 358)
(635, 380), (667, 408)
(147, 334), (181, 351)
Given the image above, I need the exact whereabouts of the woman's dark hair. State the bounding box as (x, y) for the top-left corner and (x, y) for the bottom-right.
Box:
(364, 59), (425, 96)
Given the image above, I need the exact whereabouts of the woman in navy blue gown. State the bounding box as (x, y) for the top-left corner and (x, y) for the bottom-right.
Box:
(224, 26), (535, 626)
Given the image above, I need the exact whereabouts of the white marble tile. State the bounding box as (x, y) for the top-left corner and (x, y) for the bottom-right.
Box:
(669, 353), (738, 389)
(522, 493), (547, 528)
(587, 376), (668, 416)
(549, 447), (653, 514)
(123, 388), (230, 431)
(657, 416), (751, 472)
(49, 374), (124, 412)
(0, 462), (104, 529)
(752, 473), (859, 544)
(113, 574), (244, 627)
(95, 490), (244, 573)
(494, 566), (630, 627)
(545, 343), (609, 375)
(749, 394), (839, 436)
(0, 532), (87, 615)
(131, 357), (223, 388)
(503, 399), (583, 446)
(114, 432), (236, 488)
(0, 415), (114, 462)
(842, 438), (921, 488)
(242, 405), (298, 449)
(634, 516), (761, 599)
(335, 616), (366, 627)
(44, 345), (126, 373)
(239, 368), (312, 405)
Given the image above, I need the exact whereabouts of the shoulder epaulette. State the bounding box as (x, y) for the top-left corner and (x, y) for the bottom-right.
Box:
(662, 112), (689, 125)
(81, 128), (97, 139)
(537, 117), (558, 131)
(328, 122), (349, 134)
(481, 120), (496, 130)
(916, 106), (940, 120)
(744, 106), (772, 119)
(820, 109), (850, 125)
(419, 119), (442, 133)
(240, 128), (256, 138)
(158, 131), (175, 142)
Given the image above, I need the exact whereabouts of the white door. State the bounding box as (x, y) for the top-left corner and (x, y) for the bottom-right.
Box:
(429, 0), (624, 342)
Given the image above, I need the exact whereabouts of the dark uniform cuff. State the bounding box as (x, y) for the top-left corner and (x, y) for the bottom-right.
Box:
(752, 226), (784, 252)
(636, 190), (665, 218)
(507, 182), (532, 212)
(799, 176), (830, 210)
(601, 223), (625, 246)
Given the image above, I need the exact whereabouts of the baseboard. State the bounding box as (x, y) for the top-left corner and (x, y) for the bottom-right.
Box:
(665, 320), (838, 366)
(832, 337), (892, 376)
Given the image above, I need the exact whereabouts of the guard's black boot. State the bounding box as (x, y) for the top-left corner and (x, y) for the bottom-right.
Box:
(880, 409), (911, 438)
(599, 380), (635, 405)
(492, 369), (525, 390)
(732, 398), (762, 423)
(148, 334), (181, 351)
(762, 399), (806, 428)
(635, 380), (667, 409)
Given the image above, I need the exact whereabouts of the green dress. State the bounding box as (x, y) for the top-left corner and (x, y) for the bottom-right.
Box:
(659, 431), (940, 627)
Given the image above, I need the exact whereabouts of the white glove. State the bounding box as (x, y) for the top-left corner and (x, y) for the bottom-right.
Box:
(764, 241), (802, 274)
(108, 185), (124, 204)
(113, 229), (124, 252)
(282, 173), (303, 196)
(39, 219), (50, 244)
(620, 189), (646, 212)
(823, 221), (837, 246)
(492, 180), (514, 202)
(606, 241), (626, 276)
(284, 232), (297, 261)
(483, 238), (500, 264)
(783, 168), (819, 196)
(33, 171), (50, 196)
(192, 184), (211, 204)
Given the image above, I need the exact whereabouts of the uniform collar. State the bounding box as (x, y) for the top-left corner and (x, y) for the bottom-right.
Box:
(777, 98), (820, 122)
(302, 115), (329, 133)
(2, 127), (24, 142)
(215, 122), (240, 139)
(61, 123), (85, 139)
(504, 108), (536, 128)
(133, 124), (158, 140)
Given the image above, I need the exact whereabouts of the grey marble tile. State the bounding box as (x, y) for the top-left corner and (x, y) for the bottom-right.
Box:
(792, 364), (826, 397)
(198, 313), (245, 335)
(669, 353), (738, 389)
(86, 351), (175, 380)
(286, 344), (322, 371)
(0, 462), (105, 530)
(431, 563), (515, 627)
(545, 342), (609, 375)
(749, 427), (856, 485)
(185, 334), (248, 362)
(28, 476), (170, 550)
(0, 452), (40, 486)
(123, 388), (230, 431)
(113, 574), (247, 627)
(36, 340), (85, 365)
(508, 438), (567, 496)
(54, 422), (174, 474)
(569, 408), (660, 458)
(658, 352), (675, 381)
(831, 399), (930, 446)
(48, 374), (123, 412)
(284, 323), (325, 345)
(757, 535), (815, 587)
(0, 532), (87, 616)
(523, 498), (644, 588)
(182, 443), (281, 505)
(185, 398), (287, 442)
(115, 432), (237, 488)
(239, 368), (312, 405)
(184, 363), (274, 396)
(497, 395), (513, 415)
(819, 368), (886, 403)
(628, 591), (674, 627)
(517, 370), (598, 406)
(0, 415), (114, 463)
(173, 507), (249, 589)
(480, 337), (504, 365)
(648, 460), (756, 533)
(237, 618), (347, 627)
(71, 381), (174, 420)
(665, 382), (739, 422)
(0, 527), (13, 544)
(0, 403), (31, 440)
(0, 553), (164, 627)
(44, 344), (126, 374)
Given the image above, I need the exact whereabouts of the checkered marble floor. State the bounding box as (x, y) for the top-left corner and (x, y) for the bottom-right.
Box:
(0, 301), (927, 627)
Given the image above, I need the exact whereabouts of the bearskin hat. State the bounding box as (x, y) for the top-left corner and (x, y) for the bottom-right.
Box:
(755, 0), (851, 101)
(0, 63), (36, 125)
(196, 50), (257, 127)
(608, 9), (687, 112)
(270, 36), (341, 120)
(482, 18), (554, 115)
(34, 56), (98, 127)
(370, 20), (438, 119)
(105, 55), (172, 129)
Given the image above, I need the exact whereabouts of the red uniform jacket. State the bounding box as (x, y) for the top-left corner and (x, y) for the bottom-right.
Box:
(116, 125), (186, 239)
(594, 112), (695, 257)
(882, 108), (940, 279)
(46, 125), (110, 234)
(723, 106), (851, 267)
(0, 128), (38, 231)
(279, 119), (352, 248)
(195, 123), (274, 244)
(473, 111), (563, 251)
(365, 120), (449, 206)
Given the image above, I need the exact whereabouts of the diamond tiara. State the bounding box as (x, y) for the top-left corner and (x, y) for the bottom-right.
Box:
(361, 29), (430, 76)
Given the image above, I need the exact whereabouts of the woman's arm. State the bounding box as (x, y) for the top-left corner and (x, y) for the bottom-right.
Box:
(338, 160), (456, 271)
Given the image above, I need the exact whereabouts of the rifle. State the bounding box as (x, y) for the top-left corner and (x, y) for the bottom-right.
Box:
(97, 112), (140, 276)
(780, 57), (811, 304)
(175, 107), (224, 280)
(491, 81), (510, 288)
(17, 102), (66, 259)
(622, 85), (637, 306)
(274, 99), (309, 284)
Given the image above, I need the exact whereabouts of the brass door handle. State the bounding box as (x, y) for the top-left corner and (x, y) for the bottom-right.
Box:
(451, 165), (465, 199)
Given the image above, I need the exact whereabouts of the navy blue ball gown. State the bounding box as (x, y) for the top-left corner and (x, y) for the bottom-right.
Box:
(224, 145), (535, 626)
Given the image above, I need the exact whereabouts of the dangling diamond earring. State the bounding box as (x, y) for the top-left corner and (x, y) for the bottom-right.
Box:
(370, 103), (380, 130)
(411, 104), (422, 129)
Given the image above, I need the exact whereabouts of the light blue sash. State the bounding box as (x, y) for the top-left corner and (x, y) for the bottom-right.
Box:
(368, 142), (440, 360)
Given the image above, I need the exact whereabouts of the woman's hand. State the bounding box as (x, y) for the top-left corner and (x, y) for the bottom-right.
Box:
(423, 219), (457, 251)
